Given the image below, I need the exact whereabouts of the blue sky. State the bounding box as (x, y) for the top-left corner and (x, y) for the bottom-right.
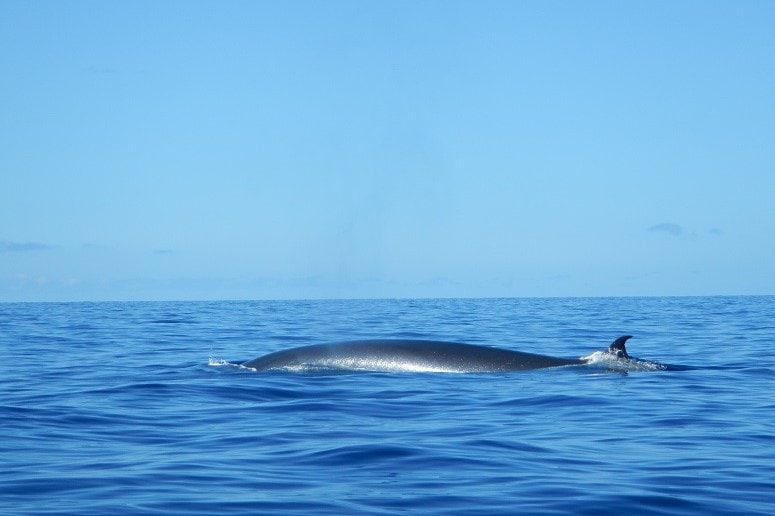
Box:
(2, 1), (774, 301)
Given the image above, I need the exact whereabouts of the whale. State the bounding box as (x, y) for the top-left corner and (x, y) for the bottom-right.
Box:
(241, 335), (634, 373)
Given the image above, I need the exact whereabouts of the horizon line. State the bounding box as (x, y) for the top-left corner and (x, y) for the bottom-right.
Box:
(2, 293), (773, 305)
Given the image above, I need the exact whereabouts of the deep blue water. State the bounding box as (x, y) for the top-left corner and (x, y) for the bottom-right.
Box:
(3, 297), (774, 515)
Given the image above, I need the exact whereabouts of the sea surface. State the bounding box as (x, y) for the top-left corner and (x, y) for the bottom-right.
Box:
(2, 296), (774, 515)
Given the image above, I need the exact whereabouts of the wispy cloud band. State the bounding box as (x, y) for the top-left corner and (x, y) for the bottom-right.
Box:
(648, 223), (685, 237)
(0, 240), (54, 253)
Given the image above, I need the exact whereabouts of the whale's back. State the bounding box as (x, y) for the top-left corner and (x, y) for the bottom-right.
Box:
(242, 339), (583, 373)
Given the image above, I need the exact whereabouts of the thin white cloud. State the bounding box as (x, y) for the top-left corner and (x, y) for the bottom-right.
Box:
(0, 240), (54, 253)
(647, 223), (684, 237)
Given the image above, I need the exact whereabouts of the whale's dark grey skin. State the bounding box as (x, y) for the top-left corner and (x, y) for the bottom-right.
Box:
(242, 335), (633, 373)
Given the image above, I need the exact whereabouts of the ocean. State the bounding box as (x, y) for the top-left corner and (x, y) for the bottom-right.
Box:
(2, 296), (774, 515)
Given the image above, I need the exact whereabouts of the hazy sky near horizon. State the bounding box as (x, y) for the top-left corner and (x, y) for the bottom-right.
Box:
(2, 1), (774, 301)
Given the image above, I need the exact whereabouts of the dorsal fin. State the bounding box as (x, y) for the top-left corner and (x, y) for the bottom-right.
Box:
(608, 335), (632, 359)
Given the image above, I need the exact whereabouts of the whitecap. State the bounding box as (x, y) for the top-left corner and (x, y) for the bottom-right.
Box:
(581, 351), (667, 372)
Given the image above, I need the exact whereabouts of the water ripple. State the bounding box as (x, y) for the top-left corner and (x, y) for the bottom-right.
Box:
(3, 297), (774, 515)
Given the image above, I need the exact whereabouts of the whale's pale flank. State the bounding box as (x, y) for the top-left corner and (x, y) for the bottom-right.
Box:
(241, 335), (635, 373)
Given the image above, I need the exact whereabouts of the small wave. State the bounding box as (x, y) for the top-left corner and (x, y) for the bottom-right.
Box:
(581, 351), (667, 372)
(150, 317), (196, 324)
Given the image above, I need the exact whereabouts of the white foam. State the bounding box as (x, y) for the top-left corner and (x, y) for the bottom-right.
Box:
(208, 358), (256, 371)
(581, 351), (667, 372)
